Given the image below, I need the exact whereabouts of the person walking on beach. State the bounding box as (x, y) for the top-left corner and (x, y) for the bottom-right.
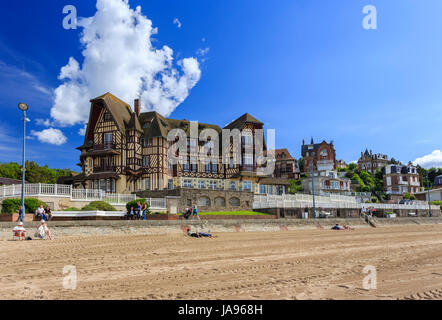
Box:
(361, 206), (367, 218)
(192, 203), (200, 221)
(136, 202), (141, 220)
(141, 202), (147, 220)
(16, 205), (24, 222)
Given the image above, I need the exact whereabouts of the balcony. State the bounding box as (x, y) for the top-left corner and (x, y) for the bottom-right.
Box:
(94, 143), (116, 151)
(94, 165), (115, 173)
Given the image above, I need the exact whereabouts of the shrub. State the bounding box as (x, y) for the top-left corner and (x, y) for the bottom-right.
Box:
(1, 198), (47, 214)
(126, 198), (150, 213)
(81, 201), (117, 211)
(403, 193), (416, 200)
(64, 207), (80, 211)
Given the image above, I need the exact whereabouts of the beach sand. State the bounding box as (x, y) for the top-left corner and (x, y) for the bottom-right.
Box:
(1, 224), (442, 300)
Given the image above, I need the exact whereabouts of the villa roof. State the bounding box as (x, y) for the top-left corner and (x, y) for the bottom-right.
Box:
(224, 113), (263, 130)
(275, 148), (294, 161)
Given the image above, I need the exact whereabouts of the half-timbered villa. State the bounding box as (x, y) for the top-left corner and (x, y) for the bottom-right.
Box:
(71, 93), (288, 197)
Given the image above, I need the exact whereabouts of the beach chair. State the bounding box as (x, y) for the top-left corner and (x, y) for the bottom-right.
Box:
(12, 230), (26, 241)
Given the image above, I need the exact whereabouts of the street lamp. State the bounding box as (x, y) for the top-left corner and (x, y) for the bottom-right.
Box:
(308, 144), (316, 219)
(18, 103), (29, 222)
(427, 171), (432, 217)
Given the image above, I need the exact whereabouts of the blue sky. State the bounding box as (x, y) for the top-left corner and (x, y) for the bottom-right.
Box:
(0, 0), (441, 171)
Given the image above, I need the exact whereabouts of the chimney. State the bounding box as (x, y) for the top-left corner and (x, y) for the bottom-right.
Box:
(134, 99), (140, 116)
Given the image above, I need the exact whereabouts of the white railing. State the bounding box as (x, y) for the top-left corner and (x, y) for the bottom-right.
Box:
(253, 194), (439, 211)
(0, 183), (136, 205)
(147, 198), (167, 209)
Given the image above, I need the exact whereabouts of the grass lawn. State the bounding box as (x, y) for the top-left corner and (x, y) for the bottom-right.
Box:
(198, 211), (272, 216)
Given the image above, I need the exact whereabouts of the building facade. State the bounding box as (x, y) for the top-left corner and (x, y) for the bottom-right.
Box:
(72, 93), (288, 196)
(434, 175), (442, 190)
(273, 149), (300, 180)
(358, 149), (389, 174)
(301, 138), (336, 173)
(302, 170), (351, 194)
(383, 164), (423, 195)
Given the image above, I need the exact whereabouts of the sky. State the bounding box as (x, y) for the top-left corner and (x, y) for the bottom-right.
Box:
(0, 0), (441, 171)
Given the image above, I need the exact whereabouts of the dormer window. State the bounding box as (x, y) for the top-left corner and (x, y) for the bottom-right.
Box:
(104, 112), (112, 122)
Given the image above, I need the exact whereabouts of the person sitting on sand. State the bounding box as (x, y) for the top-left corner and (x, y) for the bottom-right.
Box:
(331, 224), (342, 230)
(12, 222), (27, 240)
(35, 220), (52, 240)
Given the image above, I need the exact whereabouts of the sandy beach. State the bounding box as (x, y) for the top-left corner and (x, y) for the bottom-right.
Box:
(1, 224), (442, 300)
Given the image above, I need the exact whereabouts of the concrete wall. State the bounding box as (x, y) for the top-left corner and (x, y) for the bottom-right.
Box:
(137, 188), (254, 213)
(258, 206), (441, 218)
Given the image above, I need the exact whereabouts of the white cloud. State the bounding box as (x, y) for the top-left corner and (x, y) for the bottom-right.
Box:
(78, 124), (87, 136)
(197, 47), (210, 56)
(51, 0), (201, 126)
(413, 150), (442, 169)
(35, 118), (55, 127)
(31, 128), (67, 146)
(173, 18), (182, 28)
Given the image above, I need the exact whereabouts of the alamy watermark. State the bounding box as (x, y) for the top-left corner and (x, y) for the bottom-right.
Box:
(63, 265), (77, 290)
(62, 5), (77, 30)
(362, 265), (377, 290)
(362, 5), (377, 30)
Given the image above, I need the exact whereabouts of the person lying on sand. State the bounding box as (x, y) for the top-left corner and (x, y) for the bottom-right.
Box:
(331, 224), (355, 231)
(186, 227), (216, 238)
(35, 220), (52, 240)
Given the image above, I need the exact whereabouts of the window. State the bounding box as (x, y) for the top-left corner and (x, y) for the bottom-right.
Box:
(198, 180), (205, 189)
(183, 162), (189, 172)
(183, 180), (192, 188)
(243, 154), (253, 166)
(104, 112), (112, 121)
(211, 163), (217, 173)
(145, 178), (150, 190)
(208, 180), (215, 189)
(259, 184), (267, 194)
(229, 157), (234, 169)
(168, 179), (173, 190)
(241, 133), (253, 146)
(229, 197), (240, 207)
(243, 181), (252, 191)
(230, 181), (236, 191)
(190, 163), (197, 172)
(205, 163), (211, 173)
(104, 133), (113, 145)
(215, 197), (226, 207)
(143, 156), (150, 167)
(198, 196), (211, 207)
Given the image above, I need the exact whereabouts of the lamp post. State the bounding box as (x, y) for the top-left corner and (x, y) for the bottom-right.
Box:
(308, 145), (316, 219)
(18, 103), (29, 222)
(427, 171), (432, 217)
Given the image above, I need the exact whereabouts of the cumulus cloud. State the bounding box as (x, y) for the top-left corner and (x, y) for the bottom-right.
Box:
(31, 128), (67, 146)
(173, 18), (182, 28)
(78, 124), (87, 136)
(35, 118), (55, 127)
(51, 0), (201, 126)
(413, 150), (442, 169)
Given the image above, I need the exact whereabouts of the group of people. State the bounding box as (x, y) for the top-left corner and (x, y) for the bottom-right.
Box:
(182, 204), (200, 221)
(126, 201), (148, 220)
(12, 220), (52, 240)
(361, 206), (377, 217)
(35, 204), (52, 221)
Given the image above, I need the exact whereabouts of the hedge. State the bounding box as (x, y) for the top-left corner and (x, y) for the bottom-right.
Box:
(1, 198), (47, 214)
(81, 201), (117, 211)
(126, 198), (150, 213)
